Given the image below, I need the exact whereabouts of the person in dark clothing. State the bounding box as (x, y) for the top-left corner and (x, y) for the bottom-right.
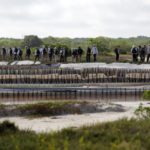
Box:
(9, 48), (13, 59)
(78, 47), (83, 62)
(35, 48), (40, 61)
(48, 47), (54, 61)
(59, 48), (64, 62)
(86, 47), (91, 62)
(131, 46), (138, 63)
(2, 48), (6, 60)
(26, 46), (31, 59)
(147, 45), (150, 63)
(43, 47), (47, 57)
(138, 45), (142, 58)
(54, 47), (59, 62)
(72, 49), (78, 62)
(14, 47), (18, 60)
(64, 49), (68, 62)
(114, 46), (120, 61)
(140, 45), (146, 63)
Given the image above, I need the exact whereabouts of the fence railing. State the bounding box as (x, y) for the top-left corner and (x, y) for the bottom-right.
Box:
(0, 67), (149, 84)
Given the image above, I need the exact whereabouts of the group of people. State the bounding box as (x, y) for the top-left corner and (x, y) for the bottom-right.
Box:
(1, 45), (99, 63)
(2, 45), (150, 63)
(2, 47), (23, 60)
(34, 47), (68, 62)
(114, 45), (150, 63)
(2, 46), (67, 62)
(131, 45), (150, 63)
(72, 45), (98, 62)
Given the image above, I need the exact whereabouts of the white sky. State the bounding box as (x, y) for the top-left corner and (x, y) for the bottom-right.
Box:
(0, 0), (150, 38)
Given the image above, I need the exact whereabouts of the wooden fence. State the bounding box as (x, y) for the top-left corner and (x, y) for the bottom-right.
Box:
(0, 66), (149, 84)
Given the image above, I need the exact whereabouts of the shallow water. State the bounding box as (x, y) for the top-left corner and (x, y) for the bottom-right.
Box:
(0, 90), (143, 104)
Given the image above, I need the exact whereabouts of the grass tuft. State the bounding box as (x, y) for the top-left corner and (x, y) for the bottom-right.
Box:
(0, 118), (150, 150)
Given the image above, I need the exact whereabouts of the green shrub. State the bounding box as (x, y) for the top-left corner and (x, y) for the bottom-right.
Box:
(143, 91), (150, 100)
(0, 121), (18, 134)
(1, 119), (150, 150)
(18, 101), (83, 117)
(135, 103), (150, 119)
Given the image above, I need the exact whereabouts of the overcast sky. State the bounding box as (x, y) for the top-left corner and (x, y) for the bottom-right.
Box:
(0, 0), (149, 38)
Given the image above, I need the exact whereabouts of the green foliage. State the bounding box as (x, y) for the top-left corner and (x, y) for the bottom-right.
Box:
(0, 121), (18, 134)
(143, 91), (150, 100)
(0, 38), (22, 48)
(18, 101), (85, 117)
(135, 103), (150, 119)
(1, 119), (150, 150)
(22, 35), (43, 47)
(89, 37), (111, 53)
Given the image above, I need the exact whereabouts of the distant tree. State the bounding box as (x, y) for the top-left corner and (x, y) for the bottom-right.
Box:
(0, 38), (22, 48)
(22, 35), (43, 47)
(89, 37), (111, 53)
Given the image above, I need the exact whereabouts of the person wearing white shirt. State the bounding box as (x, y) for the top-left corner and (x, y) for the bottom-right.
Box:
(91, 45), (98, 62)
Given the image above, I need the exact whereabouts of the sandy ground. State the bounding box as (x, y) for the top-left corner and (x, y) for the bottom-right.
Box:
(0, 101), (149, 133)
(11, 60), (41, 65)
(0, 62), (9, 66)
(0, 62), (149, 69)
(0, 61), (41, 66)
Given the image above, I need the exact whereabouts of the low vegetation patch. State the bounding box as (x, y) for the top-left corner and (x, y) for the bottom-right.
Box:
(18, 101), (84, 116)
(0, 121), (18, 134)
(0, 118), (150, 150)
(135, 103), (150, 119)
(0, 101), (99, 117)
(143, 91), (150, 100)
(0, 101), (126, 117)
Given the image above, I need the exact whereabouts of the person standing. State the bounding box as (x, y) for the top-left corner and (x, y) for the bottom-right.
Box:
(26, 46), (31, 59)
(78, 46), (83, 62)
(72, 49), (78, 63)
(140, 45), (146, 63)
(131, 45), (138, 63)
(2, 47), (6, 60)
(48, 47), (54, 62)
(13, 47), (18, 60)
(59, 48), (64, 62)
(54, 47), (59, 62)
(35, 48), (40, 61)
(9, 48), (13, 60)
(42, 47), (47, 57)
(138, 45), (142, 59)
(147, 45), (150, 63)
(64, 48), (68, 62)
(86, 47), (91, 62)
(114, 46), (120, 61)
(91, 45), (98, 62)
(17, 48), (23, 60)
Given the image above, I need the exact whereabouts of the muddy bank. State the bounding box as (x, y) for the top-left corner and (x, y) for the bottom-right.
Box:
(0, 102), (127, 117)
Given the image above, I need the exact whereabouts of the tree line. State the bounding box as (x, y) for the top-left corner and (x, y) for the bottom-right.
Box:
(0, 35), (150, 54)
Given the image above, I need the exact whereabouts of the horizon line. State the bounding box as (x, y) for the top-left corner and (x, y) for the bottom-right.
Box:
(0, 35), (149, 40)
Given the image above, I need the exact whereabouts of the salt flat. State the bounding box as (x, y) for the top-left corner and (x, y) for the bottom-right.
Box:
(60, 63), (150, 70)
